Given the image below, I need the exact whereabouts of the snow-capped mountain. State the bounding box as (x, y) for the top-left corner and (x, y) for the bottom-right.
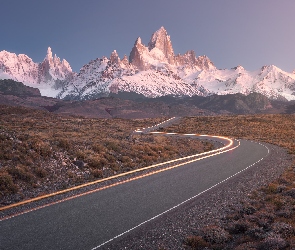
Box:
(59, 27), (216, 99)
(0, 47), (74, 96)
(195, 65), (295, 101)
(1, 27), (295, 101)
(59, 27), (295, 101)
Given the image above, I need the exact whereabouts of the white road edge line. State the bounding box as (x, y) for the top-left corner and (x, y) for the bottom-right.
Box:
(91, 141), (270, 250)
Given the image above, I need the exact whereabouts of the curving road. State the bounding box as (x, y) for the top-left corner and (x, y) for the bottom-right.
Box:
(0, 119), (270, 250)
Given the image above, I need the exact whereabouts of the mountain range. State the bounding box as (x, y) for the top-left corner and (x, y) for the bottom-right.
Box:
(1, 78), (294, 119)
(1, 27), (295, 101)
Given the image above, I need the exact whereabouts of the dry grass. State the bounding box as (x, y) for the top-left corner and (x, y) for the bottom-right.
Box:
(172, 115), (295, 249)
(166, 115), (295, 154)
(0, 106), (212, 206)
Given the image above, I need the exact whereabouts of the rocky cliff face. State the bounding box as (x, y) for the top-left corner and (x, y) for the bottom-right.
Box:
(38, 47), (73, 84)
(148, 26), (175, 64)
(129, 37), (148, 70)
(129, 27), (213, 71)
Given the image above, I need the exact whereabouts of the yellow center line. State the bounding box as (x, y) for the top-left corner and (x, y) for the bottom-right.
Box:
(1, 140), (240, 221)
(0, 126), (235, 213)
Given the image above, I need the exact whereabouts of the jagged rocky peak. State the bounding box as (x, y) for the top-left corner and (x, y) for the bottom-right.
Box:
(129, 37), (148, 70)
(17, 53), (34, 63)
(175, 50), (202, 67)
(176, 53), (215, 70)
(135, 37), (142, 45)
(54, 48), (71, 70)
(109, 50), (131, 69)
(194, 55), (215, 70)
(232, 65), (245, 71)
(39, 47), (73, 83)
(148, 26), (175, 64)
(0, 50), (32, 65)
(43, 47), (72, 72)
(46, 47), (53, 61)
(175, 50), (196, 65)
(121, 55), (130, 67)
(128, 27), (215, 71)
(0, 47), (74, 94)
(110, 50), (121, 64)
(61, 59), (72, 71)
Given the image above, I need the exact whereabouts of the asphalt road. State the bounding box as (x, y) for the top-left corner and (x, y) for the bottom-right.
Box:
(0, 138), (269, 250)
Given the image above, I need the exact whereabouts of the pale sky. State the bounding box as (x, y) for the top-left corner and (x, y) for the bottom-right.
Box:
(1, 0), (295, 72)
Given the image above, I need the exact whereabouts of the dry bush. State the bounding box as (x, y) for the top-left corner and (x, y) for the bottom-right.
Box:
(166, 115), (295, 152)
(90, 169), (103, 178)
(201, 225), (232, 245)
(180, 114), (295, 249)
(87, 156), (104, 169)
(185, 235), (209, 249)
(56, 138), (70, 150)
(7, 165), (35, 184)
(0, 105), (214, 206)
(0, 173), (18, 196)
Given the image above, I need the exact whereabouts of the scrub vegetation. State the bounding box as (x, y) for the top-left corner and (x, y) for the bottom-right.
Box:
(0, 106), (213, 206)
(164, 115), (295, 249)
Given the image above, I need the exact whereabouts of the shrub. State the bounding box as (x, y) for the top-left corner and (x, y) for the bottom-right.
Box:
(76, 150), (87, 160)
(33, 167), (48, 178)
(201, 225), (231, 244)
(57, 138), (70, 150)
(105, 154), (116, 163)
(121, 155), (131, 163)
(228, 221), (250, 234)
(0, 173), (18, 195)
(264, 183), (281, 194)
(259, 233), (288, 250)
(87, 156), (104, 169)
(271, 222), (295, 238)
(92, 144), (104, 153)
(7, 165), (35, 184)
(185, 235), (209, 249)
(110, 162), (120, 172)
(241, 205), (257, 215)
(90, 169), (103, 178)
(246, 226), (266, 240)
(104, 140), (120, 151)
(38, 143), (52, 157)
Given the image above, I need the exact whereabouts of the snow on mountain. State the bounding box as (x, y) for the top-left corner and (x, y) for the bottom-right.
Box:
(60, 27), (214, 99)
(58, 49), (207, 100)
(0, 47), (74, 97)
(193, 65), (295, 101)
(0, 50), (39, 84)
(1, 27), (295, 101)
(60, 26), (295, 100)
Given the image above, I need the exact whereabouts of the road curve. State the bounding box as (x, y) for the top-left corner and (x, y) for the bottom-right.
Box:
(0, 119), (270, 250)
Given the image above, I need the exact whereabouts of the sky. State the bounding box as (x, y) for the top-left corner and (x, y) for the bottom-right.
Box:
(1, 0), (295, 73)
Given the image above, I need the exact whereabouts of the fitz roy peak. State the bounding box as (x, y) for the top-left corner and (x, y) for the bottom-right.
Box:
(1, 27), (295, 100)
(58, 27), (217, 100)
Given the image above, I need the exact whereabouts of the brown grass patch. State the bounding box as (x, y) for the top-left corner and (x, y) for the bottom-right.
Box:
(0, 106), (212, 205)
